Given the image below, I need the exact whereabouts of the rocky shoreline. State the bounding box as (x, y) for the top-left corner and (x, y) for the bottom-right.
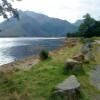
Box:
(0, 55), (39, 72)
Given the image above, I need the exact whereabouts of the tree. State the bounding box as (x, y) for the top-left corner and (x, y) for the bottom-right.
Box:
(0, 0), (20, 20)
(67, 13), (100, 37)
(85, 21), (100, 37)
(79, 13), (96, 36)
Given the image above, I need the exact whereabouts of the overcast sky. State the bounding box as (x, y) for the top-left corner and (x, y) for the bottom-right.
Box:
(4, 0), (100, 23)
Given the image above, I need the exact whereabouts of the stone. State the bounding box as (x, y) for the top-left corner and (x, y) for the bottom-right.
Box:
(56, 75), (80, 91)
(81, 44), (90, 55)
(64, 59), (82, 72)
(72, 54), (85, 62)
(66, 38), (78, 48)
(81, 42), (93, 55)
(67, 42), (76, 48)
(51, 75), (81, 100)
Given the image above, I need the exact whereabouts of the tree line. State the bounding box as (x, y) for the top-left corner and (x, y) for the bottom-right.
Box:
(67, 14), (100, 38)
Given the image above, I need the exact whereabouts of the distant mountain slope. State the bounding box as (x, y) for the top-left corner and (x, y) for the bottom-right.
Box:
(0, 11), (77, 37)
(73, 20), (83, 27)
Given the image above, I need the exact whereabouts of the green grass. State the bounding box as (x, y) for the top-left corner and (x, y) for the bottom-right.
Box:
(0, 39), (99, 100)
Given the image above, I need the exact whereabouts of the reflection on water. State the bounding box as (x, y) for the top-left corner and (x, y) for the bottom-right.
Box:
(0, 37), (65, 65)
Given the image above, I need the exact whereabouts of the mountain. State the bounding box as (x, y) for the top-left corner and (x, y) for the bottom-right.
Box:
(73, 20), (83, 27)
(0, 11), (77, 37)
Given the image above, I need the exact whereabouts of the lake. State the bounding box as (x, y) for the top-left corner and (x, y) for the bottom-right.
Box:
(0, 37), (65, 65)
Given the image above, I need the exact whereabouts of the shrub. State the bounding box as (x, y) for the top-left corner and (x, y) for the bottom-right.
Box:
(39, 50), (49, 60)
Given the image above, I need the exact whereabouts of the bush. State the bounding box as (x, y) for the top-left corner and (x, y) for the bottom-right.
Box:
(39, 50), (49, 60)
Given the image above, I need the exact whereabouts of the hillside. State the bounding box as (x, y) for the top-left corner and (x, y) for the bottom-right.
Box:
(0, 11), (77, 37)
(73, 20), (83, 27)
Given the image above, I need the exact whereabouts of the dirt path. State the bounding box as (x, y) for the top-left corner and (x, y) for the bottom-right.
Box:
(89, 64), (100, 100)
(89, 41), (100, 100)
(90, 65), (100, 90)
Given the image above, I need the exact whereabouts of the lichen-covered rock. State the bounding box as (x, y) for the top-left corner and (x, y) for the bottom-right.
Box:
(81, 43), (91, 55)
(64, 59), (83, 72)
(51, 75), (81, 100)
(81, 42), (94, 61)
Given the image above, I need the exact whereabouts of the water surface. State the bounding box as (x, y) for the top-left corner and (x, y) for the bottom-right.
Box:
(0, 37), (65, 65)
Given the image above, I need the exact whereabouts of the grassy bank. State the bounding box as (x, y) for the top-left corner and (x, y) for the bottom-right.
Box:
(0, 38), (100, 100)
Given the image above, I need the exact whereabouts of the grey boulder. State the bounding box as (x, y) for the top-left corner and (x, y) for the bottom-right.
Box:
(51, 75), (81, 100)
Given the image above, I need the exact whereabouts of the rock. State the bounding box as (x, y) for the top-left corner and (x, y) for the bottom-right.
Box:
(67, 42), (77, 48)
(64, 59), (83, 72)
(81, 44), (90, 55)
(81, 42), (93, 55)
(66, 38), (78, 48)
(51, 75), (81, 100)
(56, 75), (80, 91)
(81, 42), (96, 62)
(72, 54), (85, 62)
(87, 52), (95, 61)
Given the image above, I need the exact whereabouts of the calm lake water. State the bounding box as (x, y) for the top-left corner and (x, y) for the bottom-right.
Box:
(0, 37), (65, 65)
